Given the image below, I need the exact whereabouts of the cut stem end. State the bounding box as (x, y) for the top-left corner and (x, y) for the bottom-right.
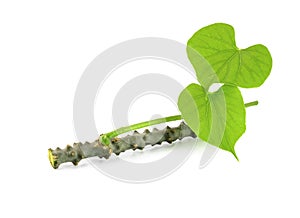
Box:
(48, 149), (58, 169)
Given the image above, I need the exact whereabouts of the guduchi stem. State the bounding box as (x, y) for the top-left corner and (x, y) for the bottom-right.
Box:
(48, 122), (196, 169)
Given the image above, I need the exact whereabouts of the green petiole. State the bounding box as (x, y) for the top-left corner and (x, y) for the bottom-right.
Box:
(100, 115), (182, 145)
(100, 100), (258, 145)
(244, 100), (258, 108)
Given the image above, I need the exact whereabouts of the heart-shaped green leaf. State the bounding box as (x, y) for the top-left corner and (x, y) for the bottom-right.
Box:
(178, 83), (246, 158)
(187, 23), (272, 88)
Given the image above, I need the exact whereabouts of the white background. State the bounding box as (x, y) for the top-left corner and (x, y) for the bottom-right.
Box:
(1, 0), (299, 217)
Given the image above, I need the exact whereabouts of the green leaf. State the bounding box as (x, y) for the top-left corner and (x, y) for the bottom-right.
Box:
(187, 23), (272, 88)
(177, 83), (246, 158)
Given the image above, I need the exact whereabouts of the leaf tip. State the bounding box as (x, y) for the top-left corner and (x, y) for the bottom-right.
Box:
(231, 149), (239, 161)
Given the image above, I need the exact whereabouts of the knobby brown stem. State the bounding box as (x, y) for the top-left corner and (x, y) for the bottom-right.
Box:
(48, 122), (196, 169)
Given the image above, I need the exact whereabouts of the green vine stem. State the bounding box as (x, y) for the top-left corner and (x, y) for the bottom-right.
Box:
(100, 100), (258, 145)
(99, 115), (182, 145)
